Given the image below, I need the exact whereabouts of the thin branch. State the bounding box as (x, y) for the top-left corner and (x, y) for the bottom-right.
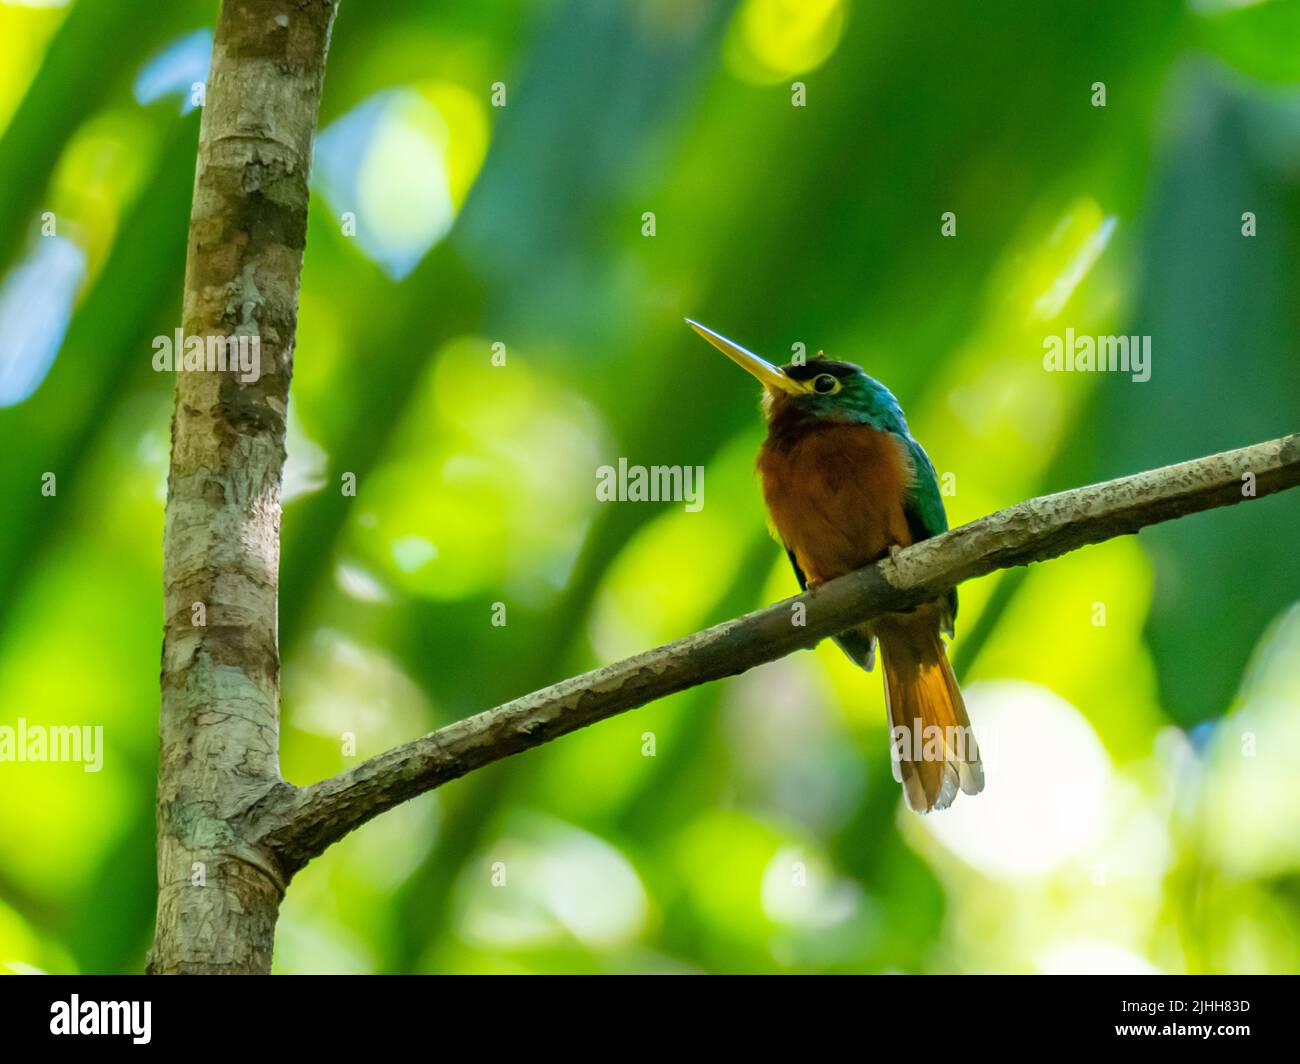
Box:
(256, 432), (1300, 874)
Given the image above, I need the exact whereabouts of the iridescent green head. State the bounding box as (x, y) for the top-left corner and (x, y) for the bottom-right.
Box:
(686, 319), (909, 435)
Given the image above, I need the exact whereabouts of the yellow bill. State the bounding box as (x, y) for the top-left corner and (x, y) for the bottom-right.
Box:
(685, 318), (805, 395)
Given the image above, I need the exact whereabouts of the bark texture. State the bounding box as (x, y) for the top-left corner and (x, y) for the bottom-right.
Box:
(149, 0), (338, 975)
(254, 432), (1300, 873)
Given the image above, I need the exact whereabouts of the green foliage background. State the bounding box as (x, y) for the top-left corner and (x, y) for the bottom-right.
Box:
(1, 0), (1298, 974)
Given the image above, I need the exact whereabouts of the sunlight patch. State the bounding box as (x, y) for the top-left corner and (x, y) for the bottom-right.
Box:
(1033, 205), (1117, 320)
(458, 815), (648, 950)
(916, 680), (1111, 879)
(0, 236), (84, 407)
(725, 0), (847, 84)
(134, 29), (211, 114)
(1037, 939), (1160, 975)
(315, 85), (489, 280)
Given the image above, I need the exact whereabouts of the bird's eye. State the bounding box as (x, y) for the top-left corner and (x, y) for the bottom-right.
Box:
(812, 374), (839, 394)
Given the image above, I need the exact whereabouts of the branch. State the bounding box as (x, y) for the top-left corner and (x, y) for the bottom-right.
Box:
(257, 432), (1300, 873)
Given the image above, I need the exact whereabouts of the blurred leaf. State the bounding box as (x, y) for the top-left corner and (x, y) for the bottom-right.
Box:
(1195, 0), (1300, 84)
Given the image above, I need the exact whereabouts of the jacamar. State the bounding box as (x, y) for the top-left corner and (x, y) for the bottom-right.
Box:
(687, 319), (983, 813)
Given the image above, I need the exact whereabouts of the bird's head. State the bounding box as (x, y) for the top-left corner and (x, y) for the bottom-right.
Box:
(686, 319), (906, 433)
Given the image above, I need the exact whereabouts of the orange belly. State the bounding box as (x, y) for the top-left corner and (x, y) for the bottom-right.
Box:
(758, 421), (913, 586)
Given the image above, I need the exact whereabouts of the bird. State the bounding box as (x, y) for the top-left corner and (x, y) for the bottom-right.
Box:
(686, 319), (983, 813)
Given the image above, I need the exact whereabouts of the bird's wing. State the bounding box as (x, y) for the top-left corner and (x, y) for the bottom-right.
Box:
(900, 434), (958, 635)
(785, 547), (807, 591)
(785, 547), (877, 670)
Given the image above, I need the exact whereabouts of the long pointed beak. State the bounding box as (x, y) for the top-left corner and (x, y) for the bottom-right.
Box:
(685, 319), (805, 395)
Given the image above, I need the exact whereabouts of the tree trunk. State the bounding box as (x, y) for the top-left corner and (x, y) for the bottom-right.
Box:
(148, 0), (338, 975)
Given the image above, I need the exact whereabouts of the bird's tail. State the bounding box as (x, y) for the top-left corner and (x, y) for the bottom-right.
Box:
(876, 608), (983, 813)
